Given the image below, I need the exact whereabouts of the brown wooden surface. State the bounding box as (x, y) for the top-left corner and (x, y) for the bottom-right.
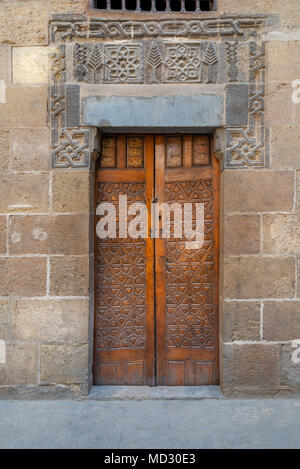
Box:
(94, 135), (155, 385)
(94, 134), (219, 386)
(155, 134), (219, 386)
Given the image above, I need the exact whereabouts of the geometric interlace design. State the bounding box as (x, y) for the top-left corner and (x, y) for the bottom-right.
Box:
(165, 180), (216, 348)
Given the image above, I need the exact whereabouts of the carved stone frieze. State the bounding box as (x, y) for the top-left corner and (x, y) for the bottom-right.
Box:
(49, 15), (268, 169)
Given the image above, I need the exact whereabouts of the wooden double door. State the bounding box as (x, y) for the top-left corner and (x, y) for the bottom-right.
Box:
(94, 134), (219, 386)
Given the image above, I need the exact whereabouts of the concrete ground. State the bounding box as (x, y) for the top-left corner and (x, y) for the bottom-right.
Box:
(0, 388), (300, 449)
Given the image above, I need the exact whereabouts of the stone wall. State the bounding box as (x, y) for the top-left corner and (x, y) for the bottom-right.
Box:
(0, 0), (299, 397)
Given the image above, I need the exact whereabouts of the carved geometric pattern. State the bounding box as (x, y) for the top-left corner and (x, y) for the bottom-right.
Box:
(104, 44), (143, 83)
(164, 43), (202, 83)
(74, 43), (103, 83)
(52, 130), (90, 169)
(164, 180), (216, 348)
(50, 18), (266, 42)
(50, 44), (90, 169)
(95, 183), (146, 350)
(225, 41), (239, 82)
(226, 41), (267, 168)
(50, 16), (268, 169)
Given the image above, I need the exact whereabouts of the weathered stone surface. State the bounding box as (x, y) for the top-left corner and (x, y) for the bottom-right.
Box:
(52, 171), (90, 213)
(223, 215), (260, 255)
(298, 258), (300, 298)
(83, 95), (225, 129)
(263, 301), (300, 341)
(66, 85), (80, 128)
(280, 343), (300, 388)
(0, 298), (9, 340)
(0, 86), (47, 128)
(226, 84), (248, 127)
(222, 301), (261, 342)
(0, 173), (49, 213)
(297, 171), (300, 211)
(9, 214), (89, 255)
(50, 255), (89, 296)
(11, 298), (89, 343)
(40, 344), (88, 385)
(0, 46), (10, 84)
(271, 126), (300, 169)
(224, 257), (295, 299)
(49, 0), (87, 16)
(0, 257), (47, 297)
(0, 216), (7, 254)
(266, 85), (300, 126)
(263, 214), (300, 255)
(0, 130), (9, 173)
(0, 343), (38, 385)
(11, 129), (49, 171)
(224, 170), (294, 213)
(218, 0), (300, 28)
(13, 47), (49, 85)
(0, 2), (47, 46)
(222, 343), (280, 389)
(267, 41), (300, 82)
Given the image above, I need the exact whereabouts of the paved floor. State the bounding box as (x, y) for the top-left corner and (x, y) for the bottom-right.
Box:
(0, 396), (300, 448)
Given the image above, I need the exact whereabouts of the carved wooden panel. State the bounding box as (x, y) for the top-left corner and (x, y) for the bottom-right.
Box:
(95, 182), (146, 350)
(127, 137), (144, 168)
(100, 136), (116, 168)
(166, 136), (182, 168)
(193, 135), (210, 166)
(155, 134), (219, 386)
(165, 180), (215, 349)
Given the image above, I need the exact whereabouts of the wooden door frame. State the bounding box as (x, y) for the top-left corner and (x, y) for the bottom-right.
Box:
(93, 132), (220, 386)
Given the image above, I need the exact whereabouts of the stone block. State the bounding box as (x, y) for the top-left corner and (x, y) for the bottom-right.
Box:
(280, 343), (300, 388)
(11, 298), (89, 343)
(222, 301), (261, 342)
(0, 2), (47, 46)
(267, 41), (300, 82)
(223, 214), (260, 255)
(11, 129), (49, 171)
(0, 343), (38, 385)
(226, 84), (249, 127)
(9, 214), (89, 255)
(0, 86), (47, 128)
(40, 344), (88, 385)
(50, 255), (89, 296)
(266, 85), (300, 126)
(218, 0), (300, 28)
(263, 214), (300, 255)
(0, 298), (9, 340)
(0, 257), (47, 297)
(222, 343), (280, 389)
(297, 171), (300, 211)
(0, 130), (9, 173)
(0, 216), (7, 254)
(271, 126), (300, 169)
(223, 170), (294, 213)
(13, 47), (49, 85)
(0, 46), (11, 84)
(0, 173), (49, 213)
(52, 171), (90, 213)
(66, 85), (80, 128)
(49, 0), (87, 16)
(263, 301), (300, 341)
(224, 257), (295, 299)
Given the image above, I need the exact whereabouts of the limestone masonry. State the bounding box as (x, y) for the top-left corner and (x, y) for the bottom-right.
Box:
(0, 0), (300, 397)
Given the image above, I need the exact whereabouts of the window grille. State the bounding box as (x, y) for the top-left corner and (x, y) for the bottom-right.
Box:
(94, 0), (216, 13)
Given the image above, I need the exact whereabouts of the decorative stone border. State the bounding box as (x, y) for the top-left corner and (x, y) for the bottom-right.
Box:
(49, 16), (268, 169)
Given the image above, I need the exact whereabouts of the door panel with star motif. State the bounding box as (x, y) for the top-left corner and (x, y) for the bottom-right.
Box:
(94, 134), (219, 386)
